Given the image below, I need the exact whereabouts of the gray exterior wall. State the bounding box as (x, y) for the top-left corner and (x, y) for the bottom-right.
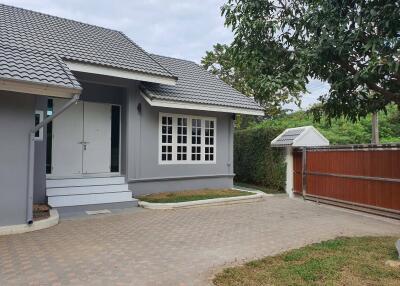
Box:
(0, 91), (36, 226)
(126, 89), (235, 195)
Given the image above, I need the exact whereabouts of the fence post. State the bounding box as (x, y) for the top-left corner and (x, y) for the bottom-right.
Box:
(285, 147), (294, 198)
(301, 147), (307, 198)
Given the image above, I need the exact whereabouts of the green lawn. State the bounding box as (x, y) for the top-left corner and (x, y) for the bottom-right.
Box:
(213, 236), (400, 286)
(137, 188), (252, 203)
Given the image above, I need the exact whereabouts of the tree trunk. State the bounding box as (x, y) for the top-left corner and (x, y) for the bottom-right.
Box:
(371, 112), (379, 144)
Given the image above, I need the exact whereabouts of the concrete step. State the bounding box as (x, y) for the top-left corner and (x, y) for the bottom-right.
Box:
(55, 200), (139, 219)
(47, 184), (129, 197)
(46, 176), (125, 188)
(48, 191), (134, 208)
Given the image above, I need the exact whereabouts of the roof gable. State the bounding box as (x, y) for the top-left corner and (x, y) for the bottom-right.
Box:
(0, 4), (174, 79)
(141, 55), (263, 115)
(271, 126), (329, 147)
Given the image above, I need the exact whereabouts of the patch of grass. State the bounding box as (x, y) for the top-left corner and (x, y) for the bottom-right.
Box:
(137, 188), (252, 203)
(213, 236), (400, 286)
(234, 182), (284, 194)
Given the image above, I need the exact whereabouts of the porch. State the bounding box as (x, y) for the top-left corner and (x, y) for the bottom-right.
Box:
(37, 74), (139, 213)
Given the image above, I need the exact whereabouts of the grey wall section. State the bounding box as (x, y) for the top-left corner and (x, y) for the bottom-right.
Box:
(0, 91), (36, 226)
(33, 96), (47, 203)
(126, 90), (235, 195)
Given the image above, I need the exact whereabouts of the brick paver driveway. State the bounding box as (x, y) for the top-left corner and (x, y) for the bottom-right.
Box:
(1, 196), (399, 286)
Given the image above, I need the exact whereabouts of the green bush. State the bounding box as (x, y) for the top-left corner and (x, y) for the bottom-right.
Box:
(234, 126), (286, 191)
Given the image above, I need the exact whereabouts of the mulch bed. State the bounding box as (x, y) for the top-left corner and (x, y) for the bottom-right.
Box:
(33, 204), (50, 221)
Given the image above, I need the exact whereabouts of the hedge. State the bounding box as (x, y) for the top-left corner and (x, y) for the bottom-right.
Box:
(234, 126), (286, 191)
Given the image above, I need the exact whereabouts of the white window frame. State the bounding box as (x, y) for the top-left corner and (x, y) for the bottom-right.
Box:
(34, 110), (44, 141)
(159, 112), (217, 165)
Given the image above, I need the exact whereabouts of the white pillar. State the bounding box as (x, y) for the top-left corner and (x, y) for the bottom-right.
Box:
(285, 147), (294, 198)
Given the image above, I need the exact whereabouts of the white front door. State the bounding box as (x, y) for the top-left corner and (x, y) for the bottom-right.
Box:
(82, 102), (111, 174)
(52, 99), (84, 176)
(51, 99), (112, 176)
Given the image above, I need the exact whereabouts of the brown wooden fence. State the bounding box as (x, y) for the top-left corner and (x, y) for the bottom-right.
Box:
(293, 145), (400, 219)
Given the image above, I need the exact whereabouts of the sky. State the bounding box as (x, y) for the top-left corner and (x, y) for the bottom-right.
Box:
(3, 0), (327, 110)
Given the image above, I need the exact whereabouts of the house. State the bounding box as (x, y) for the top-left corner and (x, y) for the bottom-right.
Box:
(0, 4), (263, 226)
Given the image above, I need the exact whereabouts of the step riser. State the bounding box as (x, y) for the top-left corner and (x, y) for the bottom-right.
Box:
(47, 184), (129, 197)
(46, 176), (125, 188)
(48, 192), (133, 208)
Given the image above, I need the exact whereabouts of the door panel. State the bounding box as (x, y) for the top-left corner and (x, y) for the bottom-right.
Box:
(52, 99), (83, 176)
(83, 102), (111, 174)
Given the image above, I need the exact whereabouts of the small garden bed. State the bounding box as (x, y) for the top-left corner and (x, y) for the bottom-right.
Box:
(137, 188), (252, 203)
(33, 204), (50, 221)
(213, 236), (400, 286)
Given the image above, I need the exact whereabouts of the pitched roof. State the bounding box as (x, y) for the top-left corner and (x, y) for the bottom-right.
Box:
(0, 3), (174, 79)
(0, 45), (81, 91)
(271, 126), (329, 147)
(141, 55), (263, 114)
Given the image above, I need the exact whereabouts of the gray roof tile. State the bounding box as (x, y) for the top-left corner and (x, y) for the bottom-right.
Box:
(271, 128), (306, 146)
(0, 45), (81, 90)
(142, 55), (263, 111)
(0, 4), (174, 79)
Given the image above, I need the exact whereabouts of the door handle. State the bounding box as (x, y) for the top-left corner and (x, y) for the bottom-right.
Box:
(78, 141), (90, 150)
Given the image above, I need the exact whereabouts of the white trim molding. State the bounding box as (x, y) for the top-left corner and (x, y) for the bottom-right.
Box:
(65, 61), (177, 86)
(0, 78), (80, 98)
(141, 92), (264, 116)
(159, 112), (217, 165)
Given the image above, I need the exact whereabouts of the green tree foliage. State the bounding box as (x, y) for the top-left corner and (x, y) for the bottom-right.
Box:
(205, 0), (400, 121)
(255, 105), (400, 144)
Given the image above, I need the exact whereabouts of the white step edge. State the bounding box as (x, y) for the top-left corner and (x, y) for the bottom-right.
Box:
(48, 192), (134, 208)
(46, 184), (129, 197)
(46, 176), (125, 188)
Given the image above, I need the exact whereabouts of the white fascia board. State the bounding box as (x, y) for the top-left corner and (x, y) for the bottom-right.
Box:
(65, 61), (177, 86)
(0, 78), (79, 98)
(141, 92), (264, 116)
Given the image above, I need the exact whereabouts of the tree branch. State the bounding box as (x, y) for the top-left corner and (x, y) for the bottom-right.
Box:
(335, 59), (400, 103)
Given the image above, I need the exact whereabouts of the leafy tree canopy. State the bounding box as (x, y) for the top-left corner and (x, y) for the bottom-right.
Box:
(253, 104), (400, 145)
(203, 0), (400, 121)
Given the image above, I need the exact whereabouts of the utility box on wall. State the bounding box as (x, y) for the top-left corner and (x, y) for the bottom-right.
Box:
(271, 126), (329, 197)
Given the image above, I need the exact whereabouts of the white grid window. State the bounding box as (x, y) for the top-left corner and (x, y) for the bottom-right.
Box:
(161, 116), (173, 161)
(204, 120), (215, 161)
(177, 117), (188, 161)
(191, 118), (202, 161)
(159, 113), (216, 164)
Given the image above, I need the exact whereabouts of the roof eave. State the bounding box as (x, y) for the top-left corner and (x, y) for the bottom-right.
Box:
(0, 78), (81, 98)
(65, 61), (177, 86)
(140, 91), (264, 116)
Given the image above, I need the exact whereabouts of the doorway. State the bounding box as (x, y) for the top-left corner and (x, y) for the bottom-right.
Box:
(49, 99), (120, 176)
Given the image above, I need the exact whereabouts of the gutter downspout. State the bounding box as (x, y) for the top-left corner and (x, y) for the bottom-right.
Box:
(26, 94), (80, 224)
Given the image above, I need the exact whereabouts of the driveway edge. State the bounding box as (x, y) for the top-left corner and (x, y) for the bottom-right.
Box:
(0, 209), (59, 236)
(138, 189), (271, 209)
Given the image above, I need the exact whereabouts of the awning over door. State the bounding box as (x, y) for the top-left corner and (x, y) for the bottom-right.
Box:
(0, 45), (81, 98)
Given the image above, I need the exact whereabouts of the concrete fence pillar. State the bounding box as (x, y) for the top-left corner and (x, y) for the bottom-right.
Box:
(285, 147), (294, 198)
